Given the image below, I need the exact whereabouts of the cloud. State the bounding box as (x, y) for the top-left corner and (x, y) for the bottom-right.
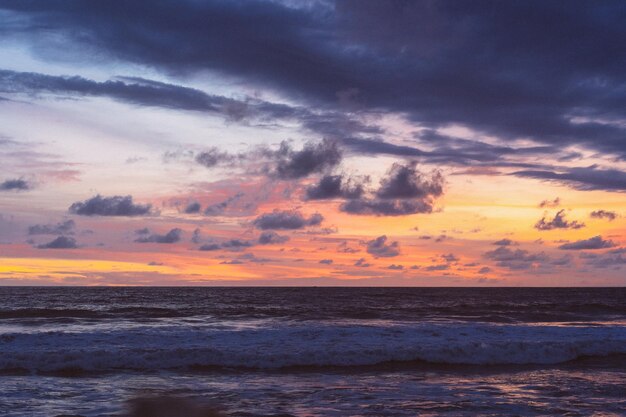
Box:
(4, 1), (626, 163)
(0, 178), (30, 191)
(590, 210), (618, 221)
(319, 259), (333, 265)
(513, 167), (626, 192)
(425, 264), (449, 271)
(478, 266), (492, 274)
(339, 162), (444, 216)
(0, 69), (241, 116)
(258, 231), (289, 245)
(337, 241), (359, 253)
(195, 147), (234, 168)
(493, 239), (514, 246)
(558, 236), (616, 250)
(365, 235), (400, 257)
(263, 139), (342, 180)
(221, 239), (253, 249)
(376, 162), (444, 199)
(198, 243), (220, 251)
(440, 253), (459, 263)
(69, 195), (151, 216)
(580, 248), (626, 268)
(253, 210), (323, 230)
(539, 197), (560, 208)
(36, 236), (78, 249)
(28, 220), (75, 235)
(135, 228), (182, 244)
(340, 199), (434, 216)
(483, 246), (549, 270)
(534, 210), (585, 230)
(184, 202), (201, 214)
(304, 174), (365, 200)
(204, 192), (244, 216)
(387, 264), (404, 270)
(354, 258), (371, 267)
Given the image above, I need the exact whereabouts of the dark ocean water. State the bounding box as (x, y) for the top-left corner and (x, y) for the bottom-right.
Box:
(0, 287), (625, 416)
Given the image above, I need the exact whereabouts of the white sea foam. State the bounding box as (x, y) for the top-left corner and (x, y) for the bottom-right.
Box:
(1, 321), (625, 372)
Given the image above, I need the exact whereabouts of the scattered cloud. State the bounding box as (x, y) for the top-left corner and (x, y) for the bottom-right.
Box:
(36, 236), (78, 249)
(539, 197), (560, 208)
(0, 178), (30, 191)
(590, 210), (618, 221)
(534, 209), (585, 231)
(263, 139), (341, 180)
(304, 174), (365, 200)
(28, 220), (75, 235)
(365, 235), (400, 257)
(253, 210), (323, 230)
(258, 231), (289, 245)
(559, 236), (616, 250)
(69, 195), (151, 216)
(340, 162), (444, 216)
(483, 246), (549, 270)
(135, 228), (182, 244)
(184, 202), (201, 214)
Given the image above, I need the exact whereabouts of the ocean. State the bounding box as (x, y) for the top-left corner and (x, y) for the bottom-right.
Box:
(0, 287), (624, 416)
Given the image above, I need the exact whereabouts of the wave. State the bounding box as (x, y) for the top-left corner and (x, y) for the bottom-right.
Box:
(1, 322), (625, 373)
(0, 307), (183, 320)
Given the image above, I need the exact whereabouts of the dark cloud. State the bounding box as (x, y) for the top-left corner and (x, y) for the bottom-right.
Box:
(483, 246), (549, 270)
(304, 174), (365, 200)
(69, 195), (151, 216)
(0, 69), (242, 117)
(221, 239), (253, 249)
(539, 197), (560, 208)
(340, 162), (444, 216)
(3, 0), (626, 163)
(559, 236), (616, 250)
(354, 258), (371, 267)
(195, 147), (234, 168)
(184, 202), (201, 214)
(478, 266), (492, 274)
(513, 167), (626, 192)
(319, 259), (333, 265)
(28, 219), (75, 235)
(590, 210), (618, 221)
(440, 253), (459, 263)
(580, 248), (626, 268)
(253, 210), (323, 230)
(0, 178), (30, 191)
(258, 231), (289, 245)
(204, 192), (244, 216)
(387, 264), (404, 270)
(263, 139), (341, 180)
(425, 264), (449, 271)
(36, 236), (78, 249)
(534, 209), (585, 231)
(135, 228), (182, 244)
(340, 198), (434, 216)
(365, 235), (400, 258)
(493, 239), (514, 246)
(198, 243), (220, 251)
(376, 162), (444, 199)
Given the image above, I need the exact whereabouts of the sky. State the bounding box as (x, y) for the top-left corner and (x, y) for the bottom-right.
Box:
(0, 0), (624, 286)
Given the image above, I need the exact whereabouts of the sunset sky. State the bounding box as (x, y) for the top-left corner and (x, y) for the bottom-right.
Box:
(0, 0), (624, 286)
